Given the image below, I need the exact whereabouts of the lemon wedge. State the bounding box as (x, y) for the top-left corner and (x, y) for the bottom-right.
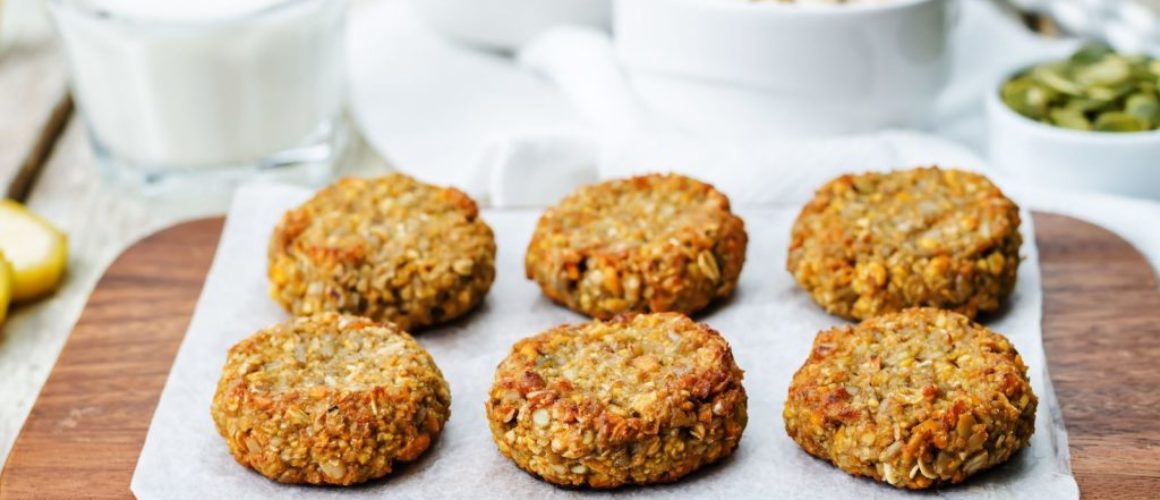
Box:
(0, 254), (12, 324)
(0, 200), (68, 301)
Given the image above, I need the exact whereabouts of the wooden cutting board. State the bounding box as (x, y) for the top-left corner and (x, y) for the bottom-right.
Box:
(2, 213), (1158, 499)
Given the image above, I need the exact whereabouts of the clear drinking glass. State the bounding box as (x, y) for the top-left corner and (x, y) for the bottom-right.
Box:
(47, 0), (349, 196)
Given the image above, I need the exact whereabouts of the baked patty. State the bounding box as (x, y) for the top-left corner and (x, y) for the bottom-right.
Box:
(211, 313), (451, 485)
(269, 174), (496, 330)
(788, 167), (1021, 320)
(526, 174), (747, 319)
(784, 308), (1037, 489)
(486, 313), (748, 488)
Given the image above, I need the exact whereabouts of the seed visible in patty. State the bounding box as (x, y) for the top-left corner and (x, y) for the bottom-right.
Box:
(784, 308), (1037, 489)
(486, 312), (748, 488)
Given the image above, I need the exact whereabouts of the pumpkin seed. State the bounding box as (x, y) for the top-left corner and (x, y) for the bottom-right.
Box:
(1050, 108), (1092, 131)
(1032, 64), (1083, 95)
(1095, 111), (1146, 132)
(1064, 96), (1113, 113)
(1075, 57), (1131, 87)
(1126, 92), (1160, 127)
(1070, 44), (1113, 64)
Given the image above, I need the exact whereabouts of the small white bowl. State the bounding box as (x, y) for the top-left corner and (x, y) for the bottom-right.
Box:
(613, 0), (956, 137)
(986, 66), (1160, 200)
(410, 0), (611, 51)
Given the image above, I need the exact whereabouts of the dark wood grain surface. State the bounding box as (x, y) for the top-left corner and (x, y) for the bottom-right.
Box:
(1, 213), (1158, 499)
(0, 218), (223, 499)
(1036, 213), (1160, 498)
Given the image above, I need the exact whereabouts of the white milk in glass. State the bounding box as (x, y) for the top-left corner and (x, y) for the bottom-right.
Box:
(49, 0), (347, 175)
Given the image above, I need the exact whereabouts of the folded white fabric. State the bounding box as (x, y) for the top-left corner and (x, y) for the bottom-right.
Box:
(482, 0), (1078, 207)
(492, 22), (987, 207)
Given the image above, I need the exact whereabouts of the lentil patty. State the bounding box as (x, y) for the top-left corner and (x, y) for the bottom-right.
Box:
(526, 174), (747, 319)
(211, 313), (451, 485)
(269, 174), (496, 330)
(783, 308), (1037, 489)
(486, 313), (748, 488)
(788, 167), (1021, 320)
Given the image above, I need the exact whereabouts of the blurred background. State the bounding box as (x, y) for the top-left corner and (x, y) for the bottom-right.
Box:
(0, 0), (1159, 474)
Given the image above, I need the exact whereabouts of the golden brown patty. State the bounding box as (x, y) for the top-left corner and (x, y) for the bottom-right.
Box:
(788, 167), (1021, 320)
(526, 174), (747, 319)
(268, 174), (496, 331)
(210, 313), (451, 485)
(784, 308), (1037, 489)
(485, 313), (748, 488)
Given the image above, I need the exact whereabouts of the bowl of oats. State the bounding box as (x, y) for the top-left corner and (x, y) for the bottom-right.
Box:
(613, 0), (955, 137)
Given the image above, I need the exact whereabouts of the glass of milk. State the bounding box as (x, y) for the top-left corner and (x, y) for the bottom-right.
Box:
(48, 0), (348, 195)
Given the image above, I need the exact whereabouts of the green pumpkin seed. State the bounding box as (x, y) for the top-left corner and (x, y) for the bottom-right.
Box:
(1085, 83), (1134, 102)
(1075, 58), (1132, 87)
(1065, 96), (1114, 113)
(1070, 44), (1113, 65)
(1095, 112), (1146, 132)
(1001, 77), (1056, 120)
(1032, 64), (1083, 95)
(1085, 86), (1117, 101)
(1126, 93), (1160, 128)
(1050, 108), (1092, 131)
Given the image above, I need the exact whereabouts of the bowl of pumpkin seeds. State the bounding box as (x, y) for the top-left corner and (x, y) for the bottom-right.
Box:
(986, 44), (1160, 199)
(1000, 44), (1160, 133)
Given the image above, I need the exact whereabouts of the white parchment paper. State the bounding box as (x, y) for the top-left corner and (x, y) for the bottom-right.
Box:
(132, 184), (1079, 499)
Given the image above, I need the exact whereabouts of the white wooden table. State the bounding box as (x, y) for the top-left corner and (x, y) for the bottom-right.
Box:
(0, 0), (392, 465)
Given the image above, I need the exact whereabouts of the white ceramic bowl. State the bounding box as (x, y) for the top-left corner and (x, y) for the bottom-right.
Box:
(986, 65), (1160, 200)
(614, 0), (955, 137)
(411, 0), (611, 51)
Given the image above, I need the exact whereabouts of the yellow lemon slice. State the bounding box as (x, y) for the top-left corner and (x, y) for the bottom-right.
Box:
(0, 254), (12, 324)
(0, 200), (68, 301)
